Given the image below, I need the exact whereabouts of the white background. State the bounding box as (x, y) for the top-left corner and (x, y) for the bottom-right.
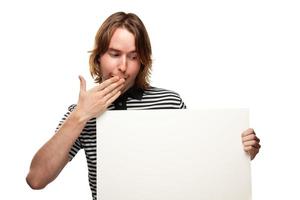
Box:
(0, 0), (299, 199)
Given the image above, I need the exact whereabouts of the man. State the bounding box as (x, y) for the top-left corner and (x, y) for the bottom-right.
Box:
(26, 12), (261, 200)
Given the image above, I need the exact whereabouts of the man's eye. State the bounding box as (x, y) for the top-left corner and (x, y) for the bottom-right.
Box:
(109, 52), (119, 57)
(128, 54), (138, 60)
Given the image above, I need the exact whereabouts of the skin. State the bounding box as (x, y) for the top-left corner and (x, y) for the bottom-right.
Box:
(242, 128), (261, 160)
(25, 28), (141, 189)
(26, 27), (260, 189)
(99, 28), (141, 93)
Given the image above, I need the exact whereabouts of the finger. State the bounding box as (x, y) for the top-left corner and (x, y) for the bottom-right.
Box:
(105, 90), (122, 107)
(102, 83), (124, 102)
(256, 143), (261, 149)
(252, 142), (261, 149)
(100, 78), (125, 96)
(242, 134), (260, 142)
(97, 76), (121, 91)
(79, 75), (86, 92)
(241, 128), (255, 137)
(244, 141), (261, 150)
(244, 145), (258, 151)
(244, 146), (259, 154)
(256, 136), (260, 143)
(243, 140), (258, 147)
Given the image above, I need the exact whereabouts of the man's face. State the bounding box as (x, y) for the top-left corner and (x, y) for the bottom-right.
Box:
(99, 28), (141, 93)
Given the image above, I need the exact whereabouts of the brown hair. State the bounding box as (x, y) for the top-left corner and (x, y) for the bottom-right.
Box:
(89, 12), (152, 89)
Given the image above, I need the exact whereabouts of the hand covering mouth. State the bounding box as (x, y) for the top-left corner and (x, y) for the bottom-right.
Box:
(111, 74), (128, 80)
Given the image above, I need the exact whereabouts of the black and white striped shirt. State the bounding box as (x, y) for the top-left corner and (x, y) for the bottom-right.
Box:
(57, 86), (186, 200)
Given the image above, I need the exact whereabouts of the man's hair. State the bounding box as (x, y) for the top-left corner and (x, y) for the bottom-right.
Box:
(89, 12), (152, 89)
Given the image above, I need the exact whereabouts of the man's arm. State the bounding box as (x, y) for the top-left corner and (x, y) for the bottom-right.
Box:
(26, 76), (124, 189)
(26, 111), (87, 189)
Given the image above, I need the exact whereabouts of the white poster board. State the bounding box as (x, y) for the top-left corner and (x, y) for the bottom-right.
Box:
(97, 109), (251, 200)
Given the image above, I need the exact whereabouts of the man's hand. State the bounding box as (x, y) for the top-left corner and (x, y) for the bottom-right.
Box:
(242, 128), (261, 160)
(74, 75), (125, 122)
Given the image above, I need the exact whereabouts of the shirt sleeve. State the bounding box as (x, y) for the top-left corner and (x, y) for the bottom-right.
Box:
(55, 104), (82, 161)
(179, 98), (187, 109)
(173, 91), (186, 109)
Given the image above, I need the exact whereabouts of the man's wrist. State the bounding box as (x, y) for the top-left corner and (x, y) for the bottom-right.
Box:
(69, 109), (89, 126)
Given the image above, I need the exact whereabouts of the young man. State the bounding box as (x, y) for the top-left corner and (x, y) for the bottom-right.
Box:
(26, 12), (261, 200)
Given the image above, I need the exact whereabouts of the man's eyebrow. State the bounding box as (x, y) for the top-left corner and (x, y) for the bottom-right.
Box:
(107, 48), (121, 52)
(108, 48), (137, 53)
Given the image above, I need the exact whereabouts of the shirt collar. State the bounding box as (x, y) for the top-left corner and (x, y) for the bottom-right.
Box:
(113, 86), (144, 110)
(114, 85), (144, 106)
(124, 86), (144, 100)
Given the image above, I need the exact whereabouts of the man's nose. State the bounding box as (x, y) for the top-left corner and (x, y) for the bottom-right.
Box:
(118, 55), (127, 72)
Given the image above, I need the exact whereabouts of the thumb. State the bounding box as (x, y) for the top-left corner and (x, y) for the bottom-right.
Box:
(79, 75), (86, 92)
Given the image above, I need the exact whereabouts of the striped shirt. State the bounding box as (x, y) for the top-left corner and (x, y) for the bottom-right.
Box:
(56, 86), (186, 200)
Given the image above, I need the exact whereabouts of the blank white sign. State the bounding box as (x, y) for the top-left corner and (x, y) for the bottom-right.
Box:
(97, 109), (251, 200)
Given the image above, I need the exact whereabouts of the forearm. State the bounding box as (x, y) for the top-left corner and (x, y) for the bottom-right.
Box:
(26, 111), (88, 189)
